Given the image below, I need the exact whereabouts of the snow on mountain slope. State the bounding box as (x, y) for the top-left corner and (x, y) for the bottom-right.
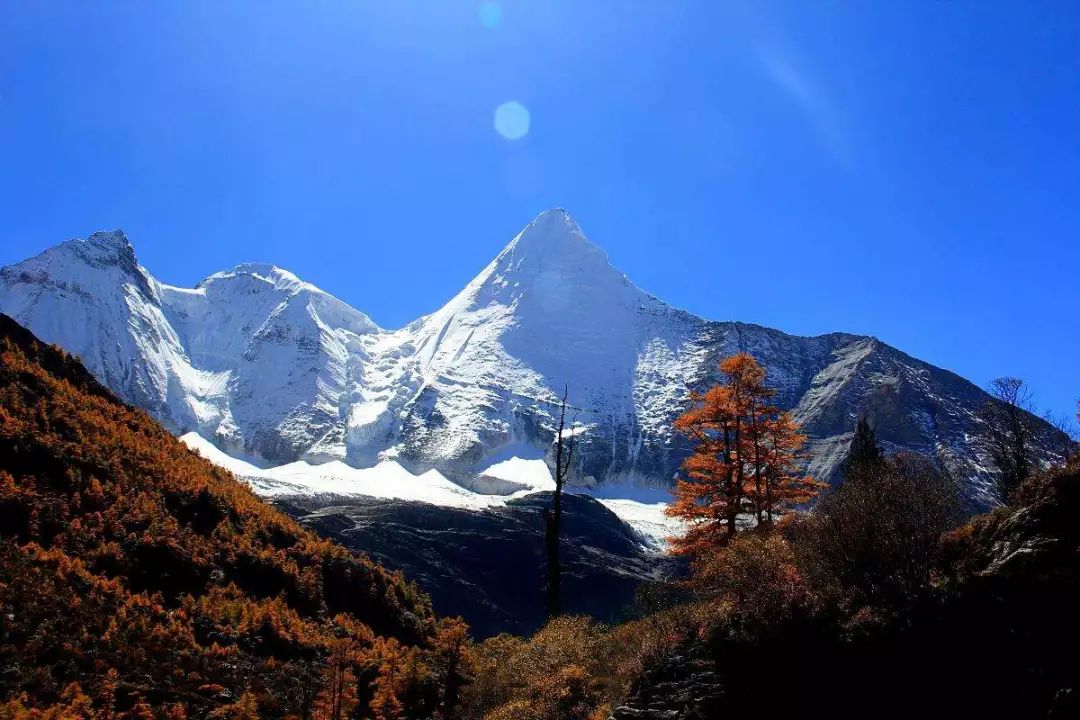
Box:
(476, 457), (557, 494)
(391, 209), (710, 486)
(180, 431), (504, 509)
(0, 232), (196, 425)
(183, 430), (676, 547)
(594, 499), (686, 550)
(0, 234), (390, 466)
(1, 211), (1069, 508)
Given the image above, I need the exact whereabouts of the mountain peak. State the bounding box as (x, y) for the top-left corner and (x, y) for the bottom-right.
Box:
(529, 207), (575, 228)
(428, 208), (657, 330)
(86, 228), (132, 248)
(504, 208), (591, 252)
(64, 230), (138, 270)
(0, 214), (1067, 506)
(198, 262), (308, 294)
(492, 208), (616, 283)
(0, 230), (142, 285)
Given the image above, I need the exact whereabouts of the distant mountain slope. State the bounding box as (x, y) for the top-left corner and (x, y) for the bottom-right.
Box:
(0, 211), (1068, 504)
(0, 315), (463, 719)
(283, 492), (677, 639)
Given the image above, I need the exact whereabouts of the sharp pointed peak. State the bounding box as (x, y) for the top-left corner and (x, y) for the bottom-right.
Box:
(430, 206), (673, 318)
(86, 229), (132, 248)
(519, 207), (584, 238)
(529, 207), (576, 227)
(45, 229), (139, 271)
(495, 207), (607, 267)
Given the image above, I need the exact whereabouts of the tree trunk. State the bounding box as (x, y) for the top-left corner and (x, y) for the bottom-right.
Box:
(544, 505), (561, 618)
(750, 401), (764, 525)
(546, 387), (572, 619)
(723, 424), (737, 540)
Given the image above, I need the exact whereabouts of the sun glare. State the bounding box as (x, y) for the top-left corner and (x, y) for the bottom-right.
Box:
(494, 101), (530, 140)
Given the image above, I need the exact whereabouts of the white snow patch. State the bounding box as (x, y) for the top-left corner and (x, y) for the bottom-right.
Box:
(477, 457), (556, 494)
(182, 432), (506, 510)
(181, 432), (266, 476)
(596, 499), (686, 550)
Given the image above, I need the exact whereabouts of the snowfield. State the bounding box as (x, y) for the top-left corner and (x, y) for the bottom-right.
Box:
(182, 432), (506, 510)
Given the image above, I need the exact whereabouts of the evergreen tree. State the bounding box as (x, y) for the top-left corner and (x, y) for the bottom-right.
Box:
(842, 415), (885, 484)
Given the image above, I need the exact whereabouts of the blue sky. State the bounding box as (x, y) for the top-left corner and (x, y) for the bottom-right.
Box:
(1, 1), (1077, 422)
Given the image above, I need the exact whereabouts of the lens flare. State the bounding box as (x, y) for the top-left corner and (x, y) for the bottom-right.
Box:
(494, 101), (530, 140)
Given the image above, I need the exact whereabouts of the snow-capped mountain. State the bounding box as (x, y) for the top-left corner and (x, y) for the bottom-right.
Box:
(0, 210), (1066, 505)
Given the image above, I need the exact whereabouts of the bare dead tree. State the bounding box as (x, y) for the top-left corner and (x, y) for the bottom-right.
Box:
(978, 377), (1036, 503)
(544, 385), (576, 619)
(1042, 408), (1080, 443)
(1041, 406), (1080, 469)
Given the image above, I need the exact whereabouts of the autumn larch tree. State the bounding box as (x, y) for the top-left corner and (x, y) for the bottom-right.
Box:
(313, 638), (359, 720)
(760, 410), (824, 523)
(666, 353), (822, 557)
(431, 616), (473, 717)
(544, 386), (576, 618)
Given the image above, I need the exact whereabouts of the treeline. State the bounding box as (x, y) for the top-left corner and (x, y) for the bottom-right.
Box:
(0, 315), (471, 719)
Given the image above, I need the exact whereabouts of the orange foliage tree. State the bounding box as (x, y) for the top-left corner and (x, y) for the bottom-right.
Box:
(312, 639), (360, 720)
(666, 353), (823, 556)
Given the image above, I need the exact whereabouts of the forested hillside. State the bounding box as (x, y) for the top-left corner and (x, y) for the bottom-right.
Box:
(0, 315), (470, 719)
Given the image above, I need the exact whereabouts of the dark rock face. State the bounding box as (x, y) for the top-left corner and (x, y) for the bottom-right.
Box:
(278, 492), (679, 638)
(948, 458), (1080, 581)
(609, 643), (723, 720)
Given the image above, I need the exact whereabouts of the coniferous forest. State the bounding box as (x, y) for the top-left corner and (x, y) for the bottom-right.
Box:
(0, 316), (470, 719)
